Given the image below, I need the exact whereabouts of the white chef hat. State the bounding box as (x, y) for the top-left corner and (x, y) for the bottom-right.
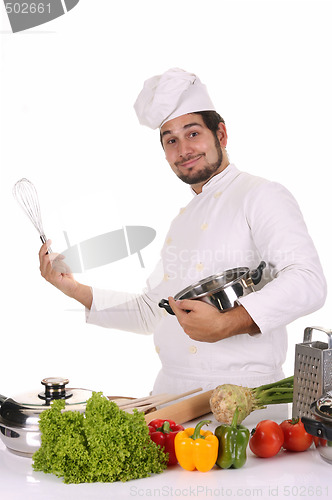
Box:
(134, 68), (215, 130)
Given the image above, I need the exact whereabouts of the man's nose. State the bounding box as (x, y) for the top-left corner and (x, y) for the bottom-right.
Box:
(178, 139), (194, 158)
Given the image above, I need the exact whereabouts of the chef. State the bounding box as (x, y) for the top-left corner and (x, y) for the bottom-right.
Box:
(39, 68), (327, 394)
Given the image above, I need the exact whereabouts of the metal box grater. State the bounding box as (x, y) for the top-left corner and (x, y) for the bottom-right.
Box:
(292, 326), (332, 418)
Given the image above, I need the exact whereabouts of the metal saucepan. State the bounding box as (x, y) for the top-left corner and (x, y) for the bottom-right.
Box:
(159, 261), (266, 315)
(302, 391), (332, 465)
(0, 377), (92, 457)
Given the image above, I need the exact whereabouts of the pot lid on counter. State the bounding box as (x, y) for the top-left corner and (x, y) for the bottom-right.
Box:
(0, 377), (92, 429)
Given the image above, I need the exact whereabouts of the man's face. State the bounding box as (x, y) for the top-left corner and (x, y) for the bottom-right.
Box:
(160, 113), (228, 193)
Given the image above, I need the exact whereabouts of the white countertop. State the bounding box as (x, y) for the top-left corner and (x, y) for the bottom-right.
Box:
(1, 404), (330, 500)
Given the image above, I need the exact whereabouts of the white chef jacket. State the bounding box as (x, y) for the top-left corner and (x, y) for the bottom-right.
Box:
(86, 164), (326, 393)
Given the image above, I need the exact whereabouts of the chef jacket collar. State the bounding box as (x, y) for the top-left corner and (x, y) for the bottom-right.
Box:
(190, 163), (237, 196)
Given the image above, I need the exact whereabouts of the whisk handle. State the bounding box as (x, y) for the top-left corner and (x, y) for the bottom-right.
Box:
(40, 235), (52, 254)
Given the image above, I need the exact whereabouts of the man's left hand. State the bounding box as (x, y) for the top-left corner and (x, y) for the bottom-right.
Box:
(167, 296), (260, 342)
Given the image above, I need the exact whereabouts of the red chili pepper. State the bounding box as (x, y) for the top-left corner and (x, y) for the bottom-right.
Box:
(148, 419), (184, 465)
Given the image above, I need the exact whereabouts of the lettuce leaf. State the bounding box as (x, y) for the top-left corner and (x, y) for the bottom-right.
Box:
(32, 392), (167, 483)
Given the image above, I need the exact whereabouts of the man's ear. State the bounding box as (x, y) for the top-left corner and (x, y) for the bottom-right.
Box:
(216, 122), (228, 148)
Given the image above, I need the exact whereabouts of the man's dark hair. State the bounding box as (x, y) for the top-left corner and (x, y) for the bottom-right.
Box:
(160, 110), (225, 147)
(193, 111), (225, 133)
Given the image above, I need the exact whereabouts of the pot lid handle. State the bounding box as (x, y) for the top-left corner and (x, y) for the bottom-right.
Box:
(39, 377), (72, 401)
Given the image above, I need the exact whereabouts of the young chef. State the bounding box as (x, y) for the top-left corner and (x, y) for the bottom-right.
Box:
(39, 68), (327, 394)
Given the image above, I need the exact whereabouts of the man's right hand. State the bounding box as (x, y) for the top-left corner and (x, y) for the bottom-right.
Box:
(39, 240), (92, 309)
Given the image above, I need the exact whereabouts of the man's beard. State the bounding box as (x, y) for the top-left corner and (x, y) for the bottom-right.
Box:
(174, 136), (223, 186)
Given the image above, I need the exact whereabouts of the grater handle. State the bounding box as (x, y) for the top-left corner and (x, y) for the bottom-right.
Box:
(303, 326), (332, 348)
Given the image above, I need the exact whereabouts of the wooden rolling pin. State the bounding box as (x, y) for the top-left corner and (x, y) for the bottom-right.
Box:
(144, 390), (213, 424)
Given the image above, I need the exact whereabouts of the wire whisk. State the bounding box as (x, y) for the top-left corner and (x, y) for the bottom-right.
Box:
(13, 178), (52, 253)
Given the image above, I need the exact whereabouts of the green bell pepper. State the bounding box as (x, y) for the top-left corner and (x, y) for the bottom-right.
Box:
(214, 407), (250, 469)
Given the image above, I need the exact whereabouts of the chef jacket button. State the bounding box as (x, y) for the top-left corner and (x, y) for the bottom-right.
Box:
(196, 263), (204, 272)
(200, 223), (208, 230)
(189, 345), (197, 354)
(166, 237), (172, 245)
(163, 273), (169, 281)
(179, 207), (186, 215)
(214, 191), (222, 198)
(155, 345), (160, 354)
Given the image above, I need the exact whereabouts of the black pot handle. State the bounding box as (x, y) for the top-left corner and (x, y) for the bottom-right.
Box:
(0, 394), (8, 410)
(301, 416), (332, 440)
(158, 299), (175, 315)
(250, 261), (266, 285)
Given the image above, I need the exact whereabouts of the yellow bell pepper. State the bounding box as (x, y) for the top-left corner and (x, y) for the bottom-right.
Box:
(174, 419), (219, 472)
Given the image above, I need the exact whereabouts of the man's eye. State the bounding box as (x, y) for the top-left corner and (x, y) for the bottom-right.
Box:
(189, 132), (198, 138)
(167, 138), (176, 145)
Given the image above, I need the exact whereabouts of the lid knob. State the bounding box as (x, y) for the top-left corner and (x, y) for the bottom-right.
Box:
(38, 377), (73, 401)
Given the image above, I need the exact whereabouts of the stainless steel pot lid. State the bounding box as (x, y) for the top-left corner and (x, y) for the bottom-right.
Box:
(12, 377), (92, 407)
(0, 377), (92, 429)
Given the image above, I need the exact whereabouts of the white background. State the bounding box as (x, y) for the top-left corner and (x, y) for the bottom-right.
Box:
(0, 0), (331, 401)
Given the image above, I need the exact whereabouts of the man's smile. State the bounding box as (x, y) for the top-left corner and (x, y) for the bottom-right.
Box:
(175, 154), (204, 169)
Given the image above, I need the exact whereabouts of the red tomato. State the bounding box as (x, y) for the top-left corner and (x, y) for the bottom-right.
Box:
(280, 418), (313, 452)
(249, 420), (284, 458)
